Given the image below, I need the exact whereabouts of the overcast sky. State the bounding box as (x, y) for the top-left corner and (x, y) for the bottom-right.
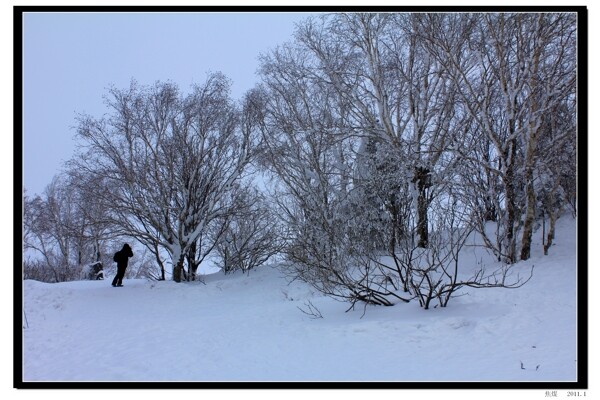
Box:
(23, 11), (316, 196)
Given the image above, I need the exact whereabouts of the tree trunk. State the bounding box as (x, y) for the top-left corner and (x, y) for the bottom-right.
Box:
(543, 209), (557, 256)
(95, 240), (102, 262)
(483, 196), (498, 222)
(413, 167), (431, 249)
(520, 128), (538, 261)
(186, 243), (196, 281)
(503, 141), (518, 264)
(520, 174), (536, 260)
(152, 241), (166, 280)
(417, 193), (429, 248)
(520, 40), (542, 261)
(173, 256), (185, 283)
(542, 182), (560, 256)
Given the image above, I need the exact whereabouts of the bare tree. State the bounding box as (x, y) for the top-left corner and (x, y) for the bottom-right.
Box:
(73, 74), (257, 282)
(294, 13), (464, 249)
(536, 100), (577, 255)
(257, 39), (404, 306)
(407, 189), (532, 310)
(423, 12), (577, 262)
(256, 12), (557, 311)
(215, 187), (283, 274)
(23, 174), (116, 282)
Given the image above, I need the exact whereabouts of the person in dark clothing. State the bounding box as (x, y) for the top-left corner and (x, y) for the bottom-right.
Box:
(112, 243), (133, 287)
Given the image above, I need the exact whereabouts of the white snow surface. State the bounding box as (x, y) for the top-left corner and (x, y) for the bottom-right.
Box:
(22, 217), (580, 384)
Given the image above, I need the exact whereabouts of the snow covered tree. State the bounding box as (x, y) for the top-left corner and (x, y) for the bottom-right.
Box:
(292, 13), (464, 249)
(73, 74), (258, 282)
(255, 11), (557, 309)
(256, 42), (378, 305)
(535, 99), (577, 255)
(256, 21), (418, 307)
(23, 174), (115, 282)
(215, 186), (283, 274)
(455, 13), (573, 262)
(418, 12), (577, 262)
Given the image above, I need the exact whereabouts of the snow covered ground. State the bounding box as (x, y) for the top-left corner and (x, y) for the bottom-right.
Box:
(21, 216), (581, 386)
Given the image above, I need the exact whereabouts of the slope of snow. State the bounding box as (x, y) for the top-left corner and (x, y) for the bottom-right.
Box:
(21, 216), (580, 384)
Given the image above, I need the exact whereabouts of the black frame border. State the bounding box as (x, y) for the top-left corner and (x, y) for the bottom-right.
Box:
(14, 4), (589, 391)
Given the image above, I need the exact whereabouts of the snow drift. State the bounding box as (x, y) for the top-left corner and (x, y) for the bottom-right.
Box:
(21, 216), (580, 384)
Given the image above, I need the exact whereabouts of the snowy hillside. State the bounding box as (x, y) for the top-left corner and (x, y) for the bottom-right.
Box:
(21, 216), (580, 384)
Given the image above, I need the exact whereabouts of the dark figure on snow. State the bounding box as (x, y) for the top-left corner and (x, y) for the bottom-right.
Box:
(112, 243), (133, 287)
